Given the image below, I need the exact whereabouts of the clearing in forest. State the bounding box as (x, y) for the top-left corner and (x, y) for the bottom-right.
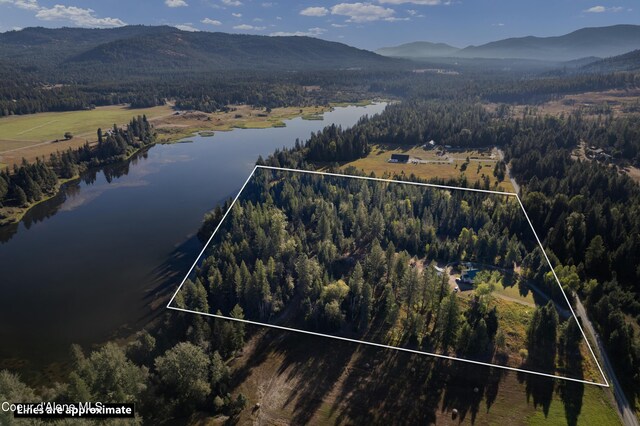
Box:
(334, 144), (514, 192)
(168, 165), (608, 386)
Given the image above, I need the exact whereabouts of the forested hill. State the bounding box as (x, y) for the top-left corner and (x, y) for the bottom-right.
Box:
(580, 49), (640, 73)
(458, 25), (640, 61)
(0, 25), (402, 75)
(378, 25), (640, 62)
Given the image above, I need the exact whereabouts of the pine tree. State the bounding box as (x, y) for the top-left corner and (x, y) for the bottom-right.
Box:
(229, 304), (246, 350)
(15, 185), (28, 206)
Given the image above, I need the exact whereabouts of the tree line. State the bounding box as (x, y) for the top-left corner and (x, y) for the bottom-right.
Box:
(0, 115), (154, 211)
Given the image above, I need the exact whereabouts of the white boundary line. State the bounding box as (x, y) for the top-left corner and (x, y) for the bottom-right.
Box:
(165, 164), (259, 308)
(515, 194), (610, 388)
(167, 165), (609, 387)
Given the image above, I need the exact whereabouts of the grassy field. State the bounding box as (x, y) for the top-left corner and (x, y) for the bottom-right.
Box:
(151, 104), (331, 142)
(341, 144), (515, 192)
(223, 324), (619, 425)
(329, 100), (374, 108)
(0, 104), (174, 147)
(493, 281), (536, 305)
(0, 104), (174, 168)
(0, 103), (334, 168)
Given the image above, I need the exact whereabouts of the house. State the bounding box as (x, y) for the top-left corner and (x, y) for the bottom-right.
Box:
(459, 268), (479, 284)
(390, 153), (409, 163)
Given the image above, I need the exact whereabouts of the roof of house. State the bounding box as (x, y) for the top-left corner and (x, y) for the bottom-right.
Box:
(391, 153), (409, 161)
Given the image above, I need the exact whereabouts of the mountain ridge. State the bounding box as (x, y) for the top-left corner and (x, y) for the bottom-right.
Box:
(376, 41), (460, 58)
(0, 25), (401, 73)
(376, 24), (640, 62)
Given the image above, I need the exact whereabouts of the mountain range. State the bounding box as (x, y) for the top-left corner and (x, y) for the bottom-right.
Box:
(376, 25), (640, 62)
(1, 24), (639, 79)
(0, 25), (399, 74)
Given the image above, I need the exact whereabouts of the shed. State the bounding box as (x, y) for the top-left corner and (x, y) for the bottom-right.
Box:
(390, 153), (409, 163)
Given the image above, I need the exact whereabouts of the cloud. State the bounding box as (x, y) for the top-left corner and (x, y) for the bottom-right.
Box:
(175, 23), (198, 31)
(202, 18), (222, 25)
(378, 0), (441, 3)
(233, 24), (266, 30)
(261, 2), (274, 7)
(584, 5), (623, 13)
(165, 0), (188, 7)
(406, 9), (425, 17)
(270, 27), (326, 37)
(300, 6), (329, 16)
(35, 5), (125, 27)
(232, 12), (242, 17)
(331, 23), (347, 27)
(0, 0), (39, 11)
(330, 2), (395, 22)
(1, 0), (126, 27)
(222, 0), (242, 6)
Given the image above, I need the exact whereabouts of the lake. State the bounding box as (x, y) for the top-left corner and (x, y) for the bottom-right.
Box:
(0, 103), (387, 372)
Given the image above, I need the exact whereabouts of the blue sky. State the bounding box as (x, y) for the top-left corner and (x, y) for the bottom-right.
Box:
(0, 0), (638, 49)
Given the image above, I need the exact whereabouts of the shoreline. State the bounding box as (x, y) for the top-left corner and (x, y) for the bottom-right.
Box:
(0, 175), (80, 227)
(0, 143), (155, 227)
(0, 101), (381, 227)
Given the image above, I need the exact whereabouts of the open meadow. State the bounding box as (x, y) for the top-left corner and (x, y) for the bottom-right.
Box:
(151, 104), (331, 141)
(0, 104), (174, 148)
(0, 104), (174, 167)
(340, 144), (515, 192)
(228, 325), (618, 425)
(0, 103), (332, 168)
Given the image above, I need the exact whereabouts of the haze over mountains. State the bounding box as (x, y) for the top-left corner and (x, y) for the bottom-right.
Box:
(377, 41), (460, 59)
(1, 24), (639, 80)
(377, 25), (640, 62)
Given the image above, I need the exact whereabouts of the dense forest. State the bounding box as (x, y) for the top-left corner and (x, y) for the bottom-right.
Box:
(256, 99), (640, 402)
(2, 63), (638, 117)
(0, 115), (154, 210)
(179, 167), (590, 380)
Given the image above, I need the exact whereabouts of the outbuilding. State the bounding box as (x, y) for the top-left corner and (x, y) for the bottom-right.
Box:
(390, 153), (410, 163)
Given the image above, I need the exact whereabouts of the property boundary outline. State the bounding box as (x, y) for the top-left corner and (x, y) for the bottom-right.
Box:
(167, 164), (610, 388)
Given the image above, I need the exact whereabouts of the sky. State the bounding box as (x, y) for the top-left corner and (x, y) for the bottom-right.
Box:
(0, 0), (638, 50)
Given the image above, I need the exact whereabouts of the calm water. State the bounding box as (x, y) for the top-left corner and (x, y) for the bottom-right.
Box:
(0, 103), (387, 367)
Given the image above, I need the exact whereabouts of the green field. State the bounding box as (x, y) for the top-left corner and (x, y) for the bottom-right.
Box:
(0, 104), (173, 149)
